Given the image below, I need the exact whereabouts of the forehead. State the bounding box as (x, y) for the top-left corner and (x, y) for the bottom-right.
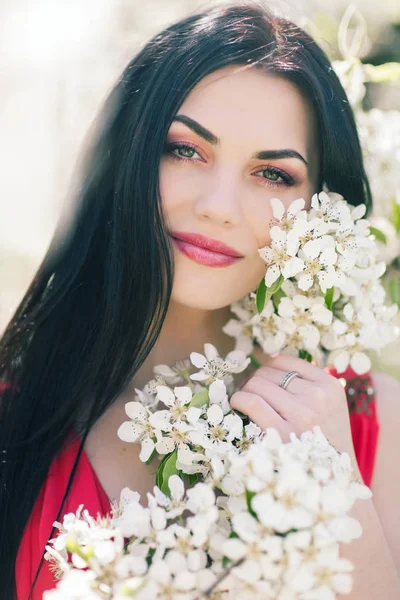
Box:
(175, 65), (318, 163)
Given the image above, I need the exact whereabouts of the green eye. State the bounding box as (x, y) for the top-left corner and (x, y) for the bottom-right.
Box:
(178, 146), (196, 158)
(254, 166), (294, 187)
(262, 168), (280, 181)
(165, 142), (202, 162)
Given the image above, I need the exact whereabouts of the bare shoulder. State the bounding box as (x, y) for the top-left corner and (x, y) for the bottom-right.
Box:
(370, 370), (400, 488)
(371, 370), (400, 422)
(369, 370), (400, 569)
(370, 370), (400, 465)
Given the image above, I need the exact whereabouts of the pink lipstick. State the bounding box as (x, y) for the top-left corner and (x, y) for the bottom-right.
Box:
(170, 231), (244, 267)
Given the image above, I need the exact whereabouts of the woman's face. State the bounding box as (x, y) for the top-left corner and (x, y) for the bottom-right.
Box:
(159, 65), (320, 310)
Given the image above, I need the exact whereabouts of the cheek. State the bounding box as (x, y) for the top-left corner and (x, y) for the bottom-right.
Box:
(159, 163), (178, 214)
(159, 161), (198, 212)
(244, 201), (274, 251)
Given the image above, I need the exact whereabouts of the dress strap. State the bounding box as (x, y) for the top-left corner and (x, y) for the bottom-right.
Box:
(325, 365), (379, 488)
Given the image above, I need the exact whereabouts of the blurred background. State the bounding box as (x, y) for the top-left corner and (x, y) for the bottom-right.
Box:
(1, 0), (399, 377)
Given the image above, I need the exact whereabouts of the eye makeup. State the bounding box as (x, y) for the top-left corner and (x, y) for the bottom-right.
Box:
(164, 141), (298, 188)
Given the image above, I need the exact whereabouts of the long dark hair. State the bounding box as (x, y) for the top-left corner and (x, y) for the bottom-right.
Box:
(0, 2), (372, 597)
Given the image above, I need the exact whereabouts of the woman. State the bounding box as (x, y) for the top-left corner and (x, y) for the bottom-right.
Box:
(1, 3), (399, 599)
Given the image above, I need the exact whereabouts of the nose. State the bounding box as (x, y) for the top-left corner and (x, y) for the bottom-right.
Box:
(193, 172), (242, 226)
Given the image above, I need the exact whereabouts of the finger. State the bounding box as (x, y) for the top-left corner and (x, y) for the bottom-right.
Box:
(248, 366), (307, 395)
(240, 375), (310, 422)
(265, 352), (325, 382)
(230, 391), (290, 433)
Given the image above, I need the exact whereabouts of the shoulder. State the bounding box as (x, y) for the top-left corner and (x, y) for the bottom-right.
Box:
(371, 370), (400, 425)
(370, 370), (400, 491)
(369, 370), (400, 569)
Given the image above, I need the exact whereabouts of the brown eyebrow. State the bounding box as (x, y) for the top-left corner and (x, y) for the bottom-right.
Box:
(171, 114), (308, 166)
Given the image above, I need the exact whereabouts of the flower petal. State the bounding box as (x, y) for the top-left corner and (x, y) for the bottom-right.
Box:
(207, 404), (223, 426)
(209, 379), (227, 403)
(265, 264), (281, 287)
(282, 256), (305, 279)
(153, 364), (178, 378)
(117, 421), (143, 443)
(139, 437), (155, 462)
(155, 436), (175, 455)
(156, 386), (176, 408)
(258, 246), (275, 265)
(190, 352), (207, 368)
(285, 230), (301, 257)
(204, 343), (219, 361)
(186, 406), (201, 424)
(350, 352), (371, 375)
(168, 474), (185, 501)
(297, 272), (314, 291)
(277, 297), (295, 319)
(288, 197), (305, 216)
(333, 350), (350, 374)
(320, 246), (337, 266)
(124, 401), (147, 421)
(232, 512), (259, 543)
(222, 538), (247, 560)
(149, 410), (172, 431)
(270, 227), (287, 246)
(270, 197), (285, 221)
(190, 372), (208, 381)
(174, 386), (193, 406)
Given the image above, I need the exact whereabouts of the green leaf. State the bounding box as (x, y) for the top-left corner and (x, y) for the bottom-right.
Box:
(324, 287), (334, 310)
(146, 547), (156, 567)
(364, 62), (400, 85)
(249, 354), (261, 369)
(221, 532), (239, 569)
(145, 448), (157, 465)
(265, 274), (284, 306)
(245, 489), (257, 517)
(299, 350), (313, 363)
(389, 278), (400, 307)
(189, 390), (209, 410)
(256, 278), (267, 313)
(257, 274), (284, 314)
(393, 201), (400, 234)
(188, 472), (200, 486)
(156, 453), (171, 490)
(272, 287), (286, 311)
(368, 226), (387, 245)
(160, 450), (179, 497)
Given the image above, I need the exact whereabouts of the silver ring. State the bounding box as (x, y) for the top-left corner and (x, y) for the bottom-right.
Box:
(279, 370), (301, 390)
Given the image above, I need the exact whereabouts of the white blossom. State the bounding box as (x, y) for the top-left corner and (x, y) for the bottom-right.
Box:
(46, 425), (373, 600)
(153, 475), (186, 519)
(154, 420), (207, 466)
(190, 343), (250, 382)
(117, 401), (165, 462)
(154, 385), (201, 426)
(252, 300), (287, 354)
(258, 225), (305, 287)
(208, 379), (230, 414)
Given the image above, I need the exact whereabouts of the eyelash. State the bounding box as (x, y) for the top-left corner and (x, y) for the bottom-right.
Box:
(164, 141), (296, 188)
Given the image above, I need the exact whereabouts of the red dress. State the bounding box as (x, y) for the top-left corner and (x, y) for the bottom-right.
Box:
(15, 366), (380, 600)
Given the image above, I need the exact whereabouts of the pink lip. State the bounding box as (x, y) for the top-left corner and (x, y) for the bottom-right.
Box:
(170, 231), (244, 267)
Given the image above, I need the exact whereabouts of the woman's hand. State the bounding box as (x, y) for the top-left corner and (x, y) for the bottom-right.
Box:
(230, 351), (357, 462)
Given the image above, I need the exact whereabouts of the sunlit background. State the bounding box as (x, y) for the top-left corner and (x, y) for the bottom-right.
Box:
(1, 0), (399, 377)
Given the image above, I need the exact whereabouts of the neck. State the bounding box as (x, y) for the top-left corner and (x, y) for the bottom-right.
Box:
(126, 301), (236, 392)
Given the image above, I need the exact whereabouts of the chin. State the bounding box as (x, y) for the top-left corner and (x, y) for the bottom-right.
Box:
(170, 278), (256, 311)
(170, 258), (264, 310)
(170, 286), (231, 311)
